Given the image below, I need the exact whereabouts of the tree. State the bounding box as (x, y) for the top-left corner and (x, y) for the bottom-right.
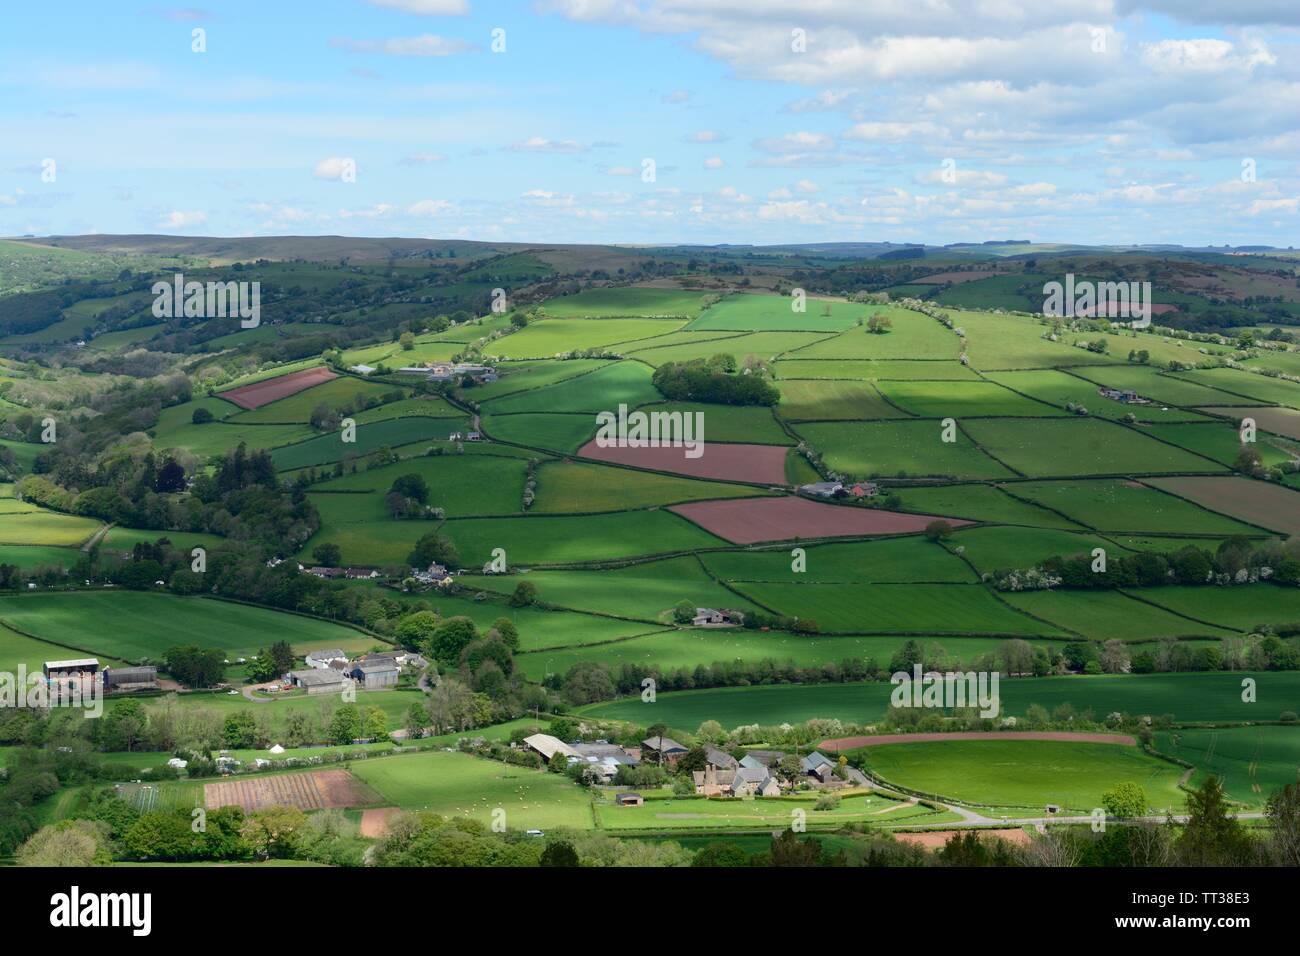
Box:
(241, 806), (307, 860)
(312, 542), (341, 566)
(155, 458), (186, 492)
(1265, 783), (1300, 866)
(428, 616), (478, 664)
(394, 610), (441, 649)
(408, 531), (459, 569)
(399, 331), (415, 351)
(691, 841), (750, 867)
(539, 840), (579, 866)
(1101, 782), (1147, 819)
(509, 581), (538, 607)
(389, 473), (430, 504)
(268, 640), (295, 676)
(17, 820), (111, 866)
(191, 407), (214, 425)
(924, 520), (954, 542)
(1179, 776), (1252, 866)
(673, 600), (695, 624)
(329, 704), (363, 744)
(867, 314), (893, 334)
(491, 616), (520, 651)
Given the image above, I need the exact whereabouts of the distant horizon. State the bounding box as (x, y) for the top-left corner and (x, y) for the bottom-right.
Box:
(7, 233), (1296, 253)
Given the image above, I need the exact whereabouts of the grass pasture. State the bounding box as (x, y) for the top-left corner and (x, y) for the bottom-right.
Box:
(998, 589), (1237, 641)
(778, 379), (907, 420)
(1007, 479), (1258, 534)
(270, 417), (468, 471)
(794, 420), (1013, 479)
(348, 750), (595, 829)
(532, 460), (767, 514)
(486, 318), (684, 359)
(1154, 726), (1300, 807)
(863, 739), (1185, 812)
(725, 581), (1065, 636)
(540, 287), (709, 318)
(481, 413), (596, 454)
(700, 537), (977, 584)
(875, 380), (1065, 418)
(482, 361), (659, 414)
(0, 592), (375, 663)
(961, 418), (1222, 477)
(687, 293), (868, 332)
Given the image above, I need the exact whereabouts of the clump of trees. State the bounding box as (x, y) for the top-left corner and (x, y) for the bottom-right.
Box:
(652, 357), (779, 406)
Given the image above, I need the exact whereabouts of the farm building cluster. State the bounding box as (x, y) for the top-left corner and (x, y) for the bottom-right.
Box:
(520, 732), (854, 798)
(42, 659), (159, 694)
(285, 649), (426, 694)
(799, 480), (879, 499)
(395, 361), (498, 384)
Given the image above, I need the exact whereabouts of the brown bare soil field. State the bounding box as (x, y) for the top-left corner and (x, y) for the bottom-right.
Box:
(1197, 406), (1300, 441)
(1144, 475), (1300, 535)
(670, 496), (971, 544)
(204, 769), (380, 812)
(359, 807), (404, 837)
(218, 366), (338, 410)
(818, 731), (1137, 752)
(577, 439), (789, 485)
(893, 828), (1034, 848)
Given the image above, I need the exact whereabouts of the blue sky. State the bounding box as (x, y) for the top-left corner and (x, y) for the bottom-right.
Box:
(1, 0), (1298, 246)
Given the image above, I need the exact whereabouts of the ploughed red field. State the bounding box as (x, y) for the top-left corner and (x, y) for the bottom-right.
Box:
(670, 495), (971, 544)
(576, 439), (790, 485)
(218, 366), (338, 410)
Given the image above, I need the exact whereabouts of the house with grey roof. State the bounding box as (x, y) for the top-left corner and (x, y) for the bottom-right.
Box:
(289, 669), (349, 695)
(304, 649), (348, 670)
(642, 735), (689, 765)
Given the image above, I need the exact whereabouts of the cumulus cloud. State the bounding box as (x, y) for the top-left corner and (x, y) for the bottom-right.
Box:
(506, 137), (588, 153)
(367, 0), (469, 14)
(313, 157), (357, 180)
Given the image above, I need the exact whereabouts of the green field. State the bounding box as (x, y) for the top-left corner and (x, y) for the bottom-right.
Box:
(0, 592), (377, 662)
(481, 413), (596, 453)
(778, 379), (907, 420)
(487, 318), (685, 359)
(962, 418), (1223, 477)
(0, 508), (103, 547)
(540, 287), (709, 318)
(270, 417), (468, 470)
(1154, 726), (1300, 807)
(986, 369), (1213, 423)
(311, 453), (529, 516)
(533, 460), (766, 514)
(895, 483), (1082, 529)
(700, 537), (977, 584)
(949, 525), (1120, 574)
(794, 420), (1013, 479)
(472, 555), (763, 622)
(875, 380), (1065, 418)
(576, 672), (1298, 728)
(1137, 585), (1300, 633)
(775, 358), (979, 381)
(863, 739), (1186, 812)
(349, 750), (596, 829)
(1006, 479), (1257, 534)
(725, 581), (1065, 635)
(483, 360), (661, 414)
(687, 293), (868, 332)
(999, 589), (1237, 641)
(1174, 368), (1300, 409)
(438, 509), (727, 567)
(791, 308), (960, 360)
(599, 790), (951, 831)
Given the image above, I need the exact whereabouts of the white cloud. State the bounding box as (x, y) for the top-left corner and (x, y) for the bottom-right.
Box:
(314, 157), (357, 180)
(330, 35), (476, 56)
(367, 0), (469, 14)
(407, 199), (453, 216)
(157, 210), (207, 229)
(506, 137), (587, 153)
(704, 156), (724, 168)
(399, 153), (447, 165)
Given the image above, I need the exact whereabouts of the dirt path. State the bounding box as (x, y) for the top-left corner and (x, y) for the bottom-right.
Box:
(819, 731), (1138, 751)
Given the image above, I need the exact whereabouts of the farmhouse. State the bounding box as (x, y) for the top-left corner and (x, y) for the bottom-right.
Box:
(103, 666), (158, 693)
(693, 764), (781, 798)
(306, 566), (345, 579)
(412, 562), (454, 587)
(344, 567), (380, 580)
(349, 661), (399, 690)
(740, 750), (784, 770)
(849, 482), (879, 498)
(523, 733), (582, 763)
(642, 735), (689, 765)
(304, 649), (349, 670)
(289, 669), (349, 695)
